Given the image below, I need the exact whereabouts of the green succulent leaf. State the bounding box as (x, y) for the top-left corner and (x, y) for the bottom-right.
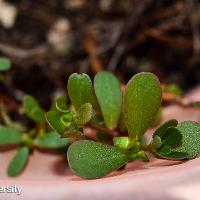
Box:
(7, 146), (29, 177)
(153, 119), (178, 139)
(118, 113), (127, 132)
(67, 140), (129, 179)
(75, 103), (93, 125)
(153, 150), (188, 160)
(35, 131), (69, 149)
(55, 96), (68, 113)
(94, 71), (122, 129)
(162, 127), (182, 148)
(0, 125), (22, 145)
(67, 73), (93, 109)
(0, 57), (11, 71)
(46, 111), (71, 134)
(174, 121), (200, 159)
(151, 107), (162, 127)
(23, 95), (45, 123)
(123, 72), (162, 140)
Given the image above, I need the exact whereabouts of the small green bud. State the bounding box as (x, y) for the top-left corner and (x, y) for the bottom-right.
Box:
(136, 150), (149, 161)
(113, 137), (131, 150)
(61, 113), (73, 127)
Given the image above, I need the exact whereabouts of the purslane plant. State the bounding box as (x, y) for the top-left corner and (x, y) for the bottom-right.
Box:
(0, 58), (69, 177)
(0, 95), (69, 177)
(1, 68), (200, 179)
(45, 71), (200, 179)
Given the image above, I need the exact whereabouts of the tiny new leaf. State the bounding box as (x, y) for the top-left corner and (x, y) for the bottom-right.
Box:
(46, 111), (70, 134)
(7, 146), (29, 177)
(75, 103), (93, 125)
(67, 73), (93, 109)
(23, 95), (45, 123)
(67, 140), (129, 179)
(123, 72), (162, 140)
(153, 119), (178, 139)
(0, 125), (22, 145)
(152, 135), (162, 149)
(162, 127), (182, 148)
(152, 125), (184, 160)
(55, 96), (68, 113)
(94, 71), (122, 129)
(113, 137), (130, 149)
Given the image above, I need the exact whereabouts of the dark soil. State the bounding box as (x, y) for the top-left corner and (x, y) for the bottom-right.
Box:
(0, 0), (200, 108)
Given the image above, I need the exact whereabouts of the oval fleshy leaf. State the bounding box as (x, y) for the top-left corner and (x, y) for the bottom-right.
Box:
(0, 57), (11, 71)
(46, 111), (70, 134)
(123, 72), (162, 140)
(175, 121), (200, 159)
(94, 71), (122, 129)
(67, 140), (129, 179)
(67, 73), (93, 109)
(35, 131), (69, 148)
(23, 95), (45, 123)
(75, 103), (93, 125)
(55, 96), (68, 113)
(0, 125), (22, 145)
(153, 119), (178, 139)
(7, 146), (29, 177)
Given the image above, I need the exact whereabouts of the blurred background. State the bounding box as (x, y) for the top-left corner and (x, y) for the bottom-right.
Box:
(0, 0), (200, 109)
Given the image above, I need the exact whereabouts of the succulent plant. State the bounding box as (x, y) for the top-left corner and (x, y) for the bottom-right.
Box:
(1, 67), (200, 179)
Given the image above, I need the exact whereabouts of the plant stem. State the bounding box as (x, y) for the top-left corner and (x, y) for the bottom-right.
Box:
(87, 122), (116, 137)
(141, 144), (152, 151)
(163, 92), (196, 108)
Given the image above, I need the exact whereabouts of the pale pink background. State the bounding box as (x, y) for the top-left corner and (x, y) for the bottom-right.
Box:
(0, 86), (200, 200)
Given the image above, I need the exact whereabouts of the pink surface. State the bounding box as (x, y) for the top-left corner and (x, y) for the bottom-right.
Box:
(0, 87), (200, 200)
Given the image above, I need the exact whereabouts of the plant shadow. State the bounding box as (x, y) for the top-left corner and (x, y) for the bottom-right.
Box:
(51, 157), (72, 176)
(70, 158), (185, 181)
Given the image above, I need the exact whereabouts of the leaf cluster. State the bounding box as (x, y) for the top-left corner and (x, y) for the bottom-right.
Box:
(1, 70), (200, 179)
(0, 95), (69, 177)
(46, 71), (200, 179)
